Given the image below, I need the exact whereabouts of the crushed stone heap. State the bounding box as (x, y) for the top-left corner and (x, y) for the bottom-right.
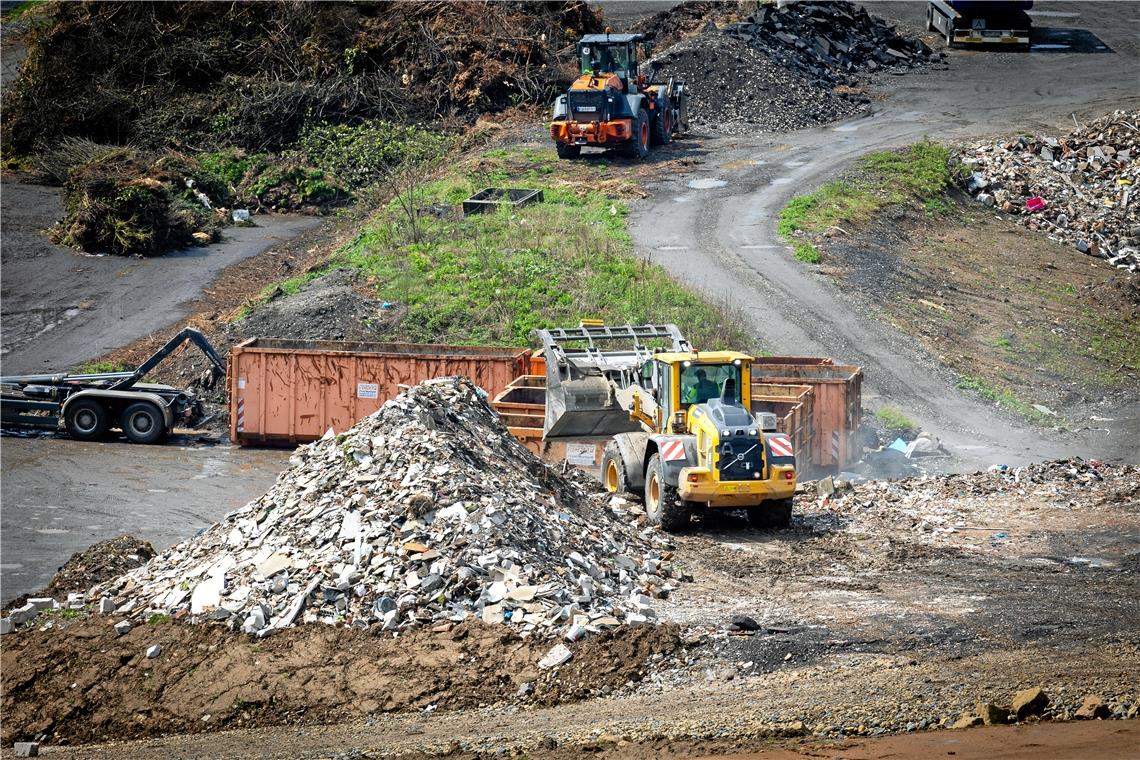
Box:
(92, 378), (678, 637)
(958, 109), (1139, 273)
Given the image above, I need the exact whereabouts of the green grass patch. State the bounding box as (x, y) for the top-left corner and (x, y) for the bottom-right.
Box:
(956, 374), (1050, 423)
(875, 407), (919, 437)
(245, 147), (754, 350)
(778, 140), (952, 264)
(74, 360), (129, 374)
(791, 240), (821, 264)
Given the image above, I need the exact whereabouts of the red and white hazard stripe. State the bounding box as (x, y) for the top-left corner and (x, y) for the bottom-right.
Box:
(236, 397), (245, 433)
(660, 439), (687, 461)
(768, 434), (794, 458)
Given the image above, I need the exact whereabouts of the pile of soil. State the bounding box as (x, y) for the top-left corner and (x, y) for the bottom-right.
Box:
(3, 535), (155, 613)
(223, 268), (396, 344)
(0, 616), (681, 747)
(3, 1), (600, 155)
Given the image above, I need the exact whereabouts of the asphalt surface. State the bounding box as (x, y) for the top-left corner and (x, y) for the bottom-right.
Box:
(0, 436), (289, 602)
(628, 1), (1140, 473)
(0, 181), (319, 374)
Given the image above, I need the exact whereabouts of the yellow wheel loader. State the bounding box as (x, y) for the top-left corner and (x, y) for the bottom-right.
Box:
(534, 323), (797, 531)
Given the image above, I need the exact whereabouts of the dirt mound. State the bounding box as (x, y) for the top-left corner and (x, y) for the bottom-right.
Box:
(0, 616), (681, 747)
(648, 33), (865, 135)
(3, 535), (155, 613)
(224, 268), (394, 343)
(3, 1), (600, 155)
(957, 109), (1140, 272)
(628, 1), (735, 47)
(88, 378), (679, 638)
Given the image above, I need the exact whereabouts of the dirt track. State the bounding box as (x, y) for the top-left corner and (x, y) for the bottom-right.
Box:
(628, 1), (1140, 472)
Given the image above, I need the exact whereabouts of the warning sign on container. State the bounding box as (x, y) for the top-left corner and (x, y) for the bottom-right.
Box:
(356, 382), (379, 400)
(565, 443), (596, 466)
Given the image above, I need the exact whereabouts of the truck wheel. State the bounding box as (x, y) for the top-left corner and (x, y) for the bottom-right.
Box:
(645, 454), (689, 531)
(120, 402), (166, 444)
(556, 142), (581, 160)
(747, 498), (793, 529)
(64, 398), (108, 441)
(651, 102), (672, 146)
(625, 109), (650, 159)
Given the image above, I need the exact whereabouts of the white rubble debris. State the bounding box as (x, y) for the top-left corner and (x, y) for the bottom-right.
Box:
(91, 378), (679, 638)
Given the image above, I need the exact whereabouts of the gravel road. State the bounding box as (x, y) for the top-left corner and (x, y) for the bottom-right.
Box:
(628, 1), (1140, 472)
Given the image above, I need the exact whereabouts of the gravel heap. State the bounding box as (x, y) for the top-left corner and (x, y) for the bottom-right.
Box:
(958, 110), (1140, 273)
(648, 33), (865, 134)
(91, 377), (678, 637)
(719, 1), (938, 85)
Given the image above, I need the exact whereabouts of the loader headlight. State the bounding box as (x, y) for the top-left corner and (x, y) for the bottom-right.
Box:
(749, 428), (756, 436)
(721, 429), (730, 437)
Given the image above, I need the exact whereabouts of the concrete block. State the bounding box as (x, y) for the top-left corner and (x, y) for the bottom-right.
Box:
(0, 617), (14, 635)
(99, 597), (116, 614)
(114, 620), (132, 636)
(28, 598), (57, 611)
(14, 741), (39, 757)
(145, 644), (162, 658)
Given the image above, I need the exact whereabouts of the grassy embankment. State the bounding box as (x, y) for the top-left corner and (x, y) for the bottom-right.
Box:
(776, 140), (1138, 424)
(236, 146), (755, 351)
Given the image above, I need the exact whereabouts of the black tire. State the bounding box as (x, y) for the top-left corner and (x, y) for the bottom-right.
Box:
(601, 441), (630, 494)
(556, 142), (581, 160)
(747, 498), (793, 529)
(926, 6), (934, 32)
(650, 101), (672, 146)
(625, 108), (650, 159)
(675, 98), (688, 134)
(120, 402), (166, 444)
(644, 453), (689, 531)
(64, 398), (108, 441)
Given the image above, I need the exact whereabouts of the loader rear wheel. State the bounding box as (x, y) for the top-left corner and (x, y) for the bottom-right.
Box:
(625, 108), (650, 159)
(747, 498), (793, 529)
(601, 442), (630, 494)
(556, 142), (581, 160)
(64, 398), (108, 441)
(645, 454), (689, 531)
(121, 402), (166, 444)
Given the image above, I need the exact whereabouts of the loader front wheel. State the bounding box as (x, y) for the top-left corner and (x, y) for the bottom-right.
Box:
(626, 108), (650, 159)
(645, 454), (689, 531)
(556, 142), (581, 160)
(65, 398), (108, 441)
(747, 497), (793, 529)
(121, 402), (166, 444)
(651, 102), (672, 146)
(601, 442), (630, 494)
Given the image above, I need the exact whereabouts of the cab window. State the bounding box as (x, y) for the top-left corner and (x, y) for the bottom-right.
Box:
(681, 364), (741, 406)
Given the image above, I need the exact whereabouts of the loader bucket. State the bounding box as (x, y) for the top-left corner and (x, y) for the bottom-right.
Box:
(543, 375), (640, 438)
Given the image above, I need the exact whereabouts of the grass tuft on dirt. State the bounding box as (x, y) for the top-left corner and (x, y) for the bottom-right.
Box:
(778, 140), (952, 259)
(236, 147), (755, 351)
(874, 407), (919, 438)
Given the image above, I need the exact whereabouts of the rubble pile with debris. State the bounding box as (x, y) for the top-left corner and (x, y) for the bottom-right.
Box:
(88, 378), (678, 638)
(812, 458), (1137, 546)
(647, 1), (938, 133)
(959, 110), (1140, 272)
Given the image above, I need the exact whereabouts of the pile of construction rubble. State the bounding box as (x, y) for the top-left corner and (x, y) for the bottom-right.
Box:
(647, 1), (938, 133)
(87, 378), (677, 638)
(810, 459), (1136, 546)
(958, 110), (1140, 272)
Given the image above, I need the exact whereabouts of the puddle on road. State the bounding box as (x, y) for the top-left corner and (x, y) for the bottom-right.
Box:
(769, 177), (793, 185)
(782, 160), (807, 168)
(834, 123), (861, 132)
(673, 196), (692, 203)
(35, 527), (70, 534)
(687, 178), (727, 189)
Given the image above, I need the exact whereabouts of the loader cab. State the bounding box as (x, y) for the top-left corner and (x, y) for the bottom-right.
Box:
(577, 34), (645, 91)
(641, 353), (752, 434)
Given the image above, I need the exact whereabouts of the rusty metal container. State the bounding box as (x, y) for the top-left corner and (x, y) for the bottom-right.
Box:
(751, 383), (815, 471)
(748, 362), (863, 471)
(230, 338), (529, 445)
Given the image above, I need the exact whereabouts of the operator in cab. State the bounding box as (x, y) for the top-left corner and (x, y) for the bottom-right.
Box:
(682, 368), (720, 405)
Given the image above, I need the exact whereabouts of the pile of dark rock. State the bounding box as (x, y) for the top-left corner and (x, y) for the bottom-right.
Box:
(958, 110), (1139, 273)
(647, 2), (940, 134)
(720, 1), (939, 86)
(86, 378), (679, 639)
